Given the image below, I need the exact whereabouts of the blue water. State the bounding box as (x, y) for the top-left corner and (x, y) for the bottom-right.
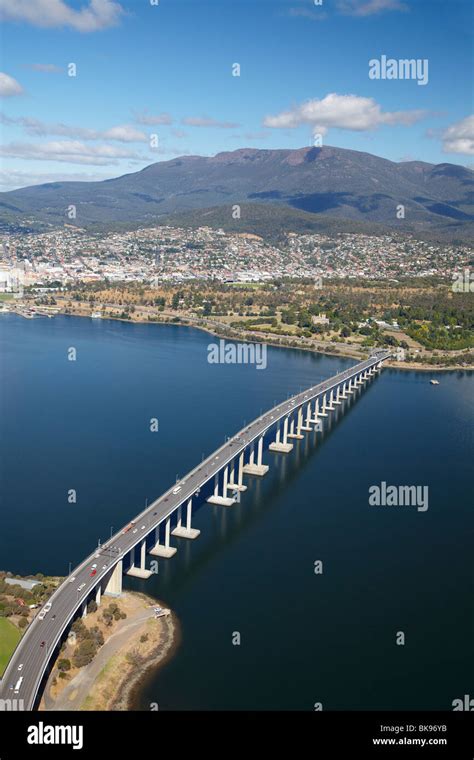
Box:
(0, 314), (472, 710)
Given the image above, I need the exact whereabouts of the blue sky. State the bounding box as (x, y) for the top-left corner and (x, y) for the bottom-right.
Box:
(0, 0), (472, 190)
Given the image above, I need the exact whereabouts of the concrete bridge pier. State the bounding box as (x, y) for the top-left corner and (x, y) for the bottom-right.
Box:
(300, 402), (313, 432)
(207, 466), (235, 506)
(326, 389), (336, 410)
(172, 498), (200, 539)
(296, 405), (312, 435)
(128, 539), (153, 577)
(150, 518), (178, 557)
(319, 394), (329, 416)
(269, 417), (293, 453)
(104, 559), (123, 597)
(228, 452), (247, 492)
(288, 408), (304, 439)
(340, 382), (348, 399)
(81, 601), (87, 618)
(333, 386), (342, 405)
(95, 585), (101, 606)
(243, 435), (269, 476)
(307, 397), (320, 425)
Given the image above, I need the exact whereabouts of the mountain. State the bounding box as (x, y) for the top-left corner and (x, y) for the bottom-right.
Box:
(1, 146), (473, 242)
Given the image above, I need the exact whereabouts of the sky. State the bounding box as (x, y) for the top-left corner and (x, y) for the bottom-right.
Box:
(0, 0), (473, 191)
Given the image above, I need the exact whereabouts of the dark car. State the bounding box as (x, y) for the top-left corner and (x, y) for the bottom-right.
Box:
(40, 641), (45, 648)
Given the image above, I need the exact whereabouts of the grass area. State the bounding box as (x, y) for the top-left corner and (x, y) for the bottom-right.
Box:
(0, 293), (14, 301)
(0, 618), (21, 676)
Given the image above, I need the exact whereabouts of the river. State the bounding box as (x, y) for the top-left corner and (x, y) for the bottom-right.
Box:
(0, 314), (472, 710)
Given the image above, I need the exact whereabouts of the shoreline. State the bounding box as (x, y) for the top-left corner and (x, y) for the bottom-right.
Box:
(10, 306), (472, 372)
(109, 601), (180, 712)
(40, 591), (179, 712)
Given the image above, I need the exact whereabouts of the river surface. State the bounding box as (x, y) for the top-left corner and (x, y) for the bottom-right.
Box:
(0, 314), (472, 710)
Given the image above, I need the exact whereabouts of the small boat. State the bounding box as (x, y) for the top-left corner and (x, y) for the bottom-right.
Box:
(430, 379), (439, 385)
(91, 311), (102, 319)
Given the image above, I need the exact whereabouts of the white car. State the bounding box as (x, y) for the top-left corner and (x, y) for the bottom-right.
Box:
(44, 602), (52, 613)
(141, 525), (145, 530)
(172, 486), (181, 494)
(132, 528), (138, 534)
(77, 583), (86, 591)
(69, 576), (76, 583)
(102, 565), (107, 570)
(38, 611), (46, 621)
(91, 564), (97, 569)
(17, 664), (23, 671)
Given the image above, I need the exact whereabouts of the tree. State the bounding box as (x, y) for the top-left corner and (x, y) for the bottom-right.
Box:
(73, 639), (97, 668)
(87, 600), (98, 614)
(57, 658), (71, 672)
(102, 610), (113, 627)
(18, 616), (28, 629)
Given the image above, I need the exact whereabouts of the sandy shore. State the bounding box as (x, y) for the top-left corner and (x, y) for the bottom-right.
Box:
(40, 591), (179, 712)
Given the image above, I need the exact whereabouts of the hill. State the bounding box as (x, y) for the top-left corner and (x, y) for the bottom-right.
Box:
(1, 146), (473, 242)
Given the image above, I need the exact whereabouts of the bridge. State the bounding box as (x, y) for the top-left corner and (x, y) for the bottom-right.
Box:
(0, 350), (391, 711)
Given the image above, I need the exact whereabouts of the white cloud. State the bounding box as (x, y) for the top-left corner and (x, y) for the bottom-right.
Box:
(263, 93), (428, 134)
(0, 0), (124, 32)
(0, 140), (146, 165)
(337, 0), (408, 16)
(26, 63), (63, 73)
(135, 111), (173, 126)
(230, 131), (271, 141)
(441, 115), (474, 156)
(0, 168), (111, 191)
(1, 113), (148, 142)
(102, 124), (148, 142)
(182, 116), (240, 129)
(0, 72), (24, 97)
(287, 7), (328, 21)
